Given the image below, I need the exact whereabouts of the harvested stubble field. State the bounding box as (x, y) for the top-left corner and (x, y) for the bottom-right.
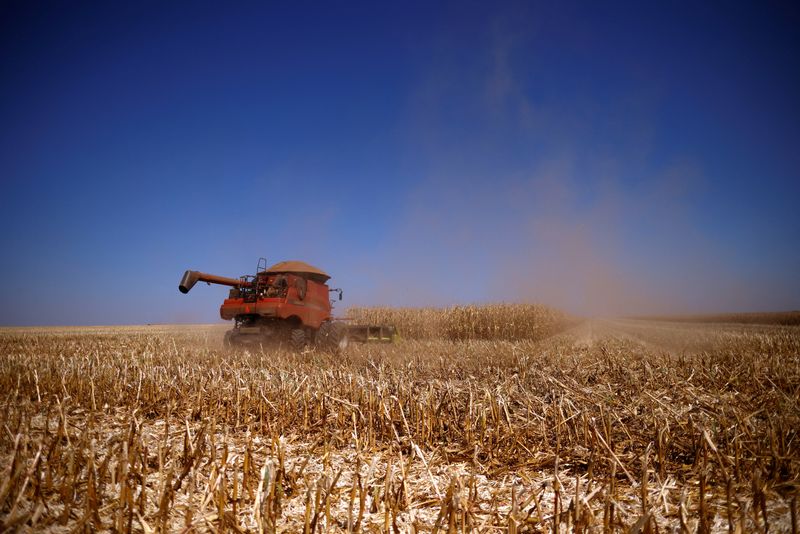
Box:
(630, 312), (800, 327)
(0, 306), (799, 533)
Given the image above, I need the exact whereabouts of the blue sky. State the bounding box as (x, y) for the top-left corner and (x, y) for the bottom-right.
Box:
(1, 1), (798, 324)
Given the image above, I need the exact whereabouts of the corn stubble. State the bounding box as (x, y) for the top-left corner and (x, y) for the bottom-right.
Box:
(0, 307), (798, 533)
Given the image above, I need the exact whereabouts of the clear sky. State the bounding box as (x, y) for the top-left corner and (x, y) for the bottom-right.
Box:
(1, 1), (798, 325)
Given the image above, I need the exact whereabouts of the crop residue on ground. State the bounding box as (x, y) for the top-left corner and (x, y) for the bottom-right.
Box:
(0, 309), (798, 532)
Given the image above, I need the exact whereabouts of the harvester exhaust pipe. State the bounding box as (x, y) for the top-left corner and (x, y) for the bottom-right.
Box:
(179, 270), (200, 294)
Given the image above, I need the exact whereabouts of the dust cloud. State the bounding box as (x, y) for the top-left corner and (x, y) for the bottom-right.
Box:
(346, 11), (793, 317)
(357, 158), (756, 317)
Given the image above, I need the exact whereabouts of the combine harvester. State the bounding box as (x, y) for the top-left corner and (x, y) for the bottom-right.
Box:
(178, 258), (394, 351)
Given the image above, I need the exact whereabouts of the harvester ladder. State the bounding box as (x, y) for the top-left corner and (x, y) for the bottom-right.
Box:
(254, 257), (269, 301)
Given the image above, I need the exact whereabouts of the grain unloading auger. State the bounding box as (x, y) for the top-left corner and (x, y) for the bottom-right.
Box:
(178, 258), (395, 351)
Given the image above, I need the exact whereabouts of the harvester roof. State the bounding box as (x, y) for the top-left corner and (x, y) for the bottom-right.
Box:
(265, 261), (330, 283)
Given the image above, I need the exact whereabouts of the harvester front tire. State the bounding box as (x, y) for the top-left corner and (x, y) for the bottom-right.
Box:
(289, 328), (306, 351)
(316, 321), (349, 353)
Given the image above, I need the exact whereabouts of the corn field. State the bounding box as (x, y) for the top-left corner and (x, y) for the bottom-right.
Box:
(0, 312), (798, 532)
(347, 304), (573, 341)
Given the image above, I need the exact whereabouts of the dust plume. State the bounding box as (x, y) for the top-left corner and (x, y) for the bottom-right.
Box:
(358, 156), (747, 316)
(348, 9), (795, 316)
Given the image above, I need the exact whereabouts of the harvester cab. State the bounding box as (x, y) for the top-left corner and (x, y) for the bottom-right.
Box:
(178, 258), (394, 351)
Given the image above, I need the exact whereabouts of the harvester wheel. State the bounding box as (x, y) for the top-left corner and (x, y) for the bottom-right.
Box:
(224, 330), (246, 349)
(289, 328), (306, 351)
(316, 321), (350, 353)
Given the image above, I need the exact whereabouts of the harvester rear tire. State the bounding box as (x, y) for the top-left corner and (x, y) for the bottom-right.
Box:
(223, 330), (235, 348)
(316, 321), (349, 353)
(224, 330), (247, 349)
(289, 328), (306, 351)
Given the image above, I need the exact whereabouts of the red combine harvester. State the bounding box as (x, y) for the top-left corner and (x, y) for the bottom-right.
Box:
(178, 258), (394, 350)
